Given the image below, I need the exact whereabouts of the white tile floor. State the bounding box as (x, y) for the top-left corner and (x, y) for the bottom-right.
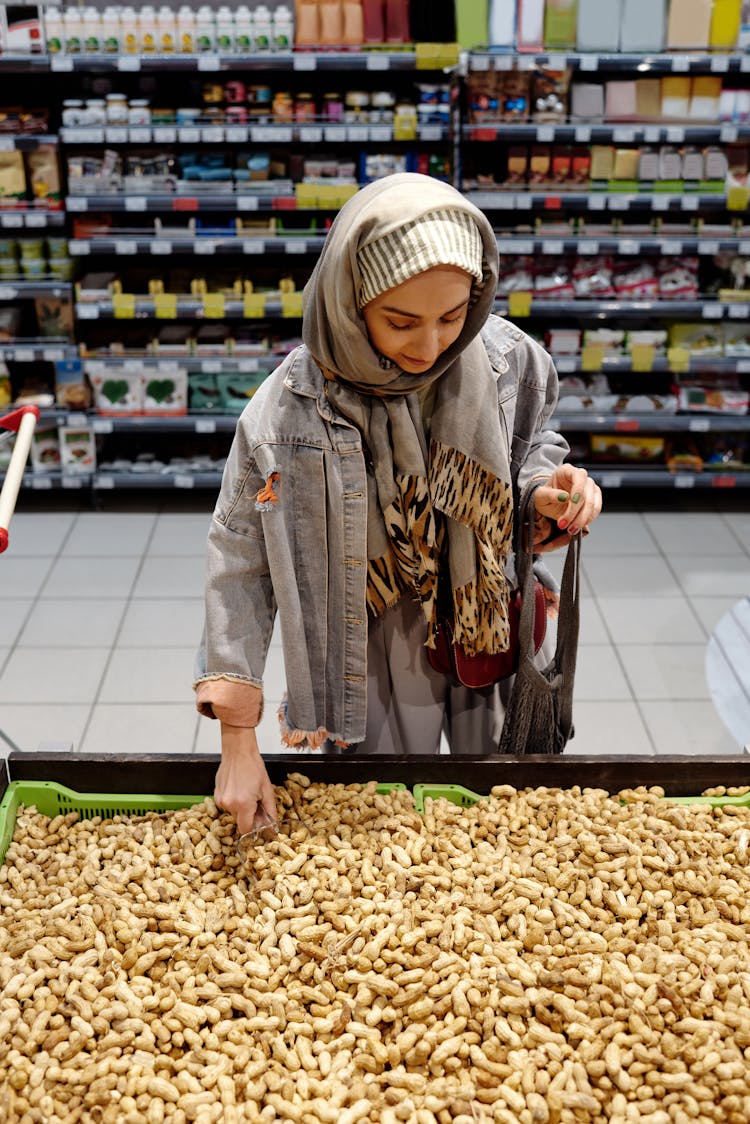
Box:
(0, 497), (748, 760)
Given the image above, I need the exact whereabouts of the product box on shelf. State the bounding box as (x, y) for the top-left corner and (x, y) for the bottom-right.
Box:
(59, 425), (96, 474)
(710, 0), (743, 47)
(666, 0), (713, 49)
(54, 359), (91, 412)
(89, 369), (143, 416)
(29, 422), (60, 473)
(619, 0), (666, 51)
(141, 368), (188, 416)
(576, 0), (622, 50)
(0, 4), (45, 53)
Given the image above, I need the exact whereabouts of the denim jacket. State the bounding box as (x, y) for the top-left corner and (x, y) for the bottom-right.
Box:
(194, 315), (569, 747)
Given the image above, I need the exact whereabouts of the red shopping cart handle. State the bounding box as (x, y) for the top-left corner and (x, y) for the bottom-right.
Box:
(1, 405), (40, 433)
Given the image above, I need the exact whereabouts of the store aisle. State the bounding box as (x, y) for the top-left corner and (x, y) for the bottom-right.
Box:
(0, 500), (746, 760)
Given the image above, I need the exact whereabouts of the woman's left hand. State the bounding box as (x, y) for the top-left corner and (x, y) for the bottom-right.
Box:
(533, 465), (603, 551)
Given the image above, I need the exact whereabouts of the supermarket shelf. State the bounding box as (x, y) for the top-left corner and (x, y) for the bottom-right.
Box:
(33, 409), (750, 436)
(61, 123), (448, 145)
(75, 297), (299, 319)
(0, 134), (58, 150)
(0, 210), (66, 229)
(82, 355), (279, 372)
(68, 233), (750, 258)
(74, 295), (750, 321)
(0, 281), (72, 299)
(587, 466), (750, 488)
(0, 49), (445, 74)
(463, 190), (733, 213)
(553, 355), (750, 375)
(464, 122), (749, 144)
(0, 342), (75, 362)
(66, 192), (297, 212)
(93, 470), (223, 489)
(69, 235), (326, 256)
(554, 413), (750, 432)
(8, 464), (748, 493)
(468, 50), (750, 75)
(6, 469), (224, 491)
(494, 298), (748, 319)
(494, 235), (748, 256)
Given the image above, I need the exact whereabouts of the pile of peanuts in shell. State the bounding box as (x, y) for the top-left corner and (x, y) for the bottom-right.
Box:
(2, 775), (750, 1124)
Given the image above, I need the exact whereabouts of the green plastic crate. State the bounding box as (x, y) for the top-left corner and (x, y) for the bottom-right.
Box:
(665, 793), (750, 808)
(0, 779), (409, 865)
(413, 783), (483, 814)
(0, 781), (207, 865)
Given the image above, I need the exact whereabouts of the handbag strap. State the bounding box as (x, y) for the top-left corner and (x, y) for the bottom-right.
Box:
(516, 485), (581, 668)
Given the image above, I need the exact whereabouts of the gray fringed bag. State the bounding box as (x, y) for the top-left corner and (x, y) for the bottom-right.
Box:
(498, 487), (582, 755)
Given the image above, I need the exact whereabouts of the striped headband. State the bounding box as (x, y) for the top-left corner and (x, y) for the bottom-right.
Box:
(357, 208), (485, 309)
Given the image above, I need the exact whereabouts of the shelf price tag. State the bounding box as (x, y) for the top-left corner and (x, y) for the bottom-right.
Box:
(195, 418), (216, 433)
(154, 293), (177, 319)
(727, 184), (750, 212)
(630, 344), (655, 372)
(117, 55), (141, 71)
(281, 292), (304, 318)
(113, 293), (136, 319)
(173, 474), (195, 489)
(667, 346), (690, 373)
(197, 54), (221, 71)
(202, 294), (225, 319)
(415, 42), (459, 70)
(51, 55), (74, 71)
(114, 240), (139, 256)
(581, 345), (605, 372)
(293, 52), (317, 70)
(508, 291), (532, 318)
(244, 293), (266, 318)
(366, 53), (390, 70)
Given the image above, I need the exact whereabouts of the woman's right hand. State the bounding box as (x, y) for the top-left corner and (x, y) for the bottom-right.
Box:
(214, 723), (277, 836)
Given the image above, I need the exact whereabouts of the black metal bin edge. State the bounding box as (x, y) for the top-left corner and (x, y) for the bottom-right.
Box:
(5, 751), (750, 798)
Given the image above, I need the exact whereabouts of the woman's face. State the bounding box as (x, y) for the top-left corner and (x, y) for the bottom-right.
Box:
(362, 266), (474, 374)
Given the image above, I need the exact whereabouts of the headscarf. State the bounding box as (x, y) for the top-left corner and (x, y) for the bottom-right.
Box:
(302, 173), (514, 657)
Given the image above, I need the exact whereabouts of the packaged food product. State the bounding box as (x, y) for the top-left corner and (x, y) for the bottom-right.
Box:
(141, 368), (188, 415)
(55, 359), (91, 410)
(30, 423), (61, 472)
(669, 322), (724, 356)
(59, 425), (96, 473)
(590, 434), (666, 461)
(90, 369), (143, 415)
(0, 151), (26, 200)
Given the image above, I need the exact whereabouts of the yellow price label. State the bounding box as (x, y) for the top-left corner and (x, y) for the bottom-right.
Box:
(667, 346), (691, 373)
(333, 185), (359, 208)
(113, 293), (136, 319)
(295, 182), (319, 208)
(154, 293), (177, 320)
(244, 293), (266, 319)
(415, 42), (460, 69)
(727, 184), (750, 212)
(508, 291), (533, 318)
(630, 344), (655, 373)
(581, 345), (605, 373)
(202, 293), (225, 319)
(281, 292), (304, 319)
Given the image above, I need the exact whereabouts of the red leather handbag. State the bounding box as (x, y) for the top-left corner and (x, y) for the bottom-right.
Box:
(427, 581), (547, 689)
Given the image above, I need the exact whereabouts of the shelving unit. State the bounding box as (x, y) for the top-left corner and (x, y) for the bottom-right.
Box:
(1, 35), (749, 492)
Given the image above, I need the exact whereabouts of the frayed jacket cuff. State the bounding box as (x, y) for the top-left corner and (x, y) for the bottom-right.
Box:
(193, 676), (264, 726)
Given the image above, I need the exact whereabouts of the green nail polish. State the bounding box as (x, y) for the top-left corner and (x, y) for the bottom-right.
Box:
(557, 492), (568, 502)
(572, 492), (581, 504)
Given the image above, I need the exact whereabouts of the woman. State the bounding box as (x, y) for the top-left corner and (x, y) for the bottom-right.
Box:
(194, 173), (602, 835)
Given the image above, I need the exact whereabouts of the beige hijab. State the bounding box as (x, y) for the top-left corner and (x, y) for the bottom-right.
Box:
(302, 174), (513, 657)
